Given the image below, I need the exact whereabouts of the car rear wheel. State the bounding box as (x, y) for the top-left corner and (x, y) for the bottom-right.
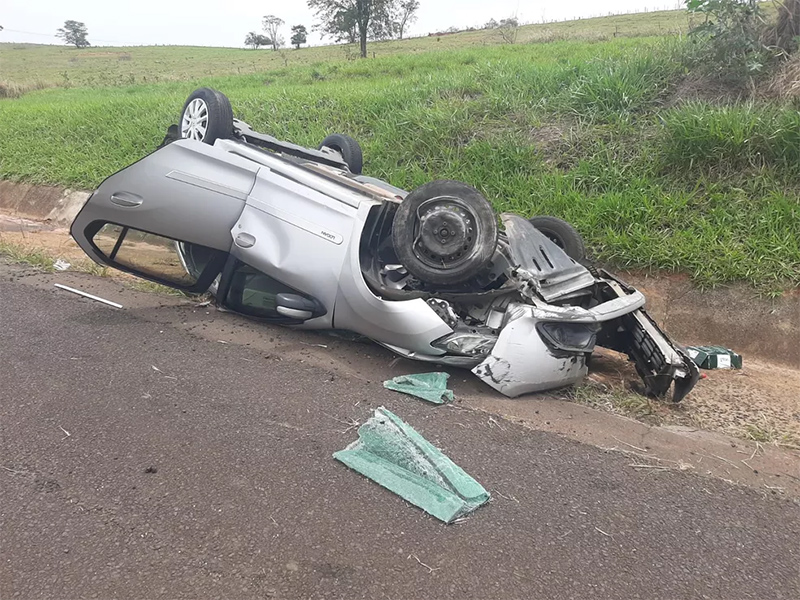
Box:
(180, 88), (234, 145)
(392, 180), (498, 286)
(528, 216), (586, 262)
(319, 133), (363, 174)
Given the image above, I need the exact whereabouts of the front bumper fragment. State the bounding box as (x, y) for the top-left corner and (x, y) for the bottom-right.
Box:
(473, 279), (699, 400)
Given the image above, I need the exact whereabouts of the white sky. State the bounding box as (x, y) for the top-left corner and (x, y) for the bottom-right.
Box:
(1, 1), (684, 48)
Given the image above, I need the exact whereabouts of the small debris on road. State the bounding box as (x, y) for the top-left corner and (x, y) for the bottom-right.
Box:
(333, 407), (490, 523)
(53, 259), (71, 271)
(408, 554), (439, 574)
(384, 372), (454, 404)
(54, 284), (122, 309)
(594, 526), (613, 538)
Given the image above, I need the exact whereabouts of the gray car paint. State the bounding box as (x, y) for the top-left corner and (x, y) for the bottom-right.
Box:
(71, 141), (258, 260)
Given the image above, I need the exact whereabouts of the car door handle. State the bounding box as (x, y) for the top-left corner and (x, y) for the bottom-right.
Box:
(110, 192), (143, 208)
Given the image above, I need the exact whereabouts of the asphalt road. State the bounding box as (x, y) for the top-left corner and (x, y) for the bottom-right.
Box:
(2, 273), (799, 599)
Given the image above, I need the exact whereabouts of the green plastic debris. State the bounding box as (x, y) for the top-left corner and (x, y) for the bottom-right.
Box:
(686, 345), (743, 369)
(333, 407), (490, 523)
(383, 372), (455, 404)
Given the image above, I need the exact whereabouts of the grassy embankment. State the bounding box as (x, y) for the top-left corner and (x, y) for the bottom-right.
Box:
(1, 8), (798, 292)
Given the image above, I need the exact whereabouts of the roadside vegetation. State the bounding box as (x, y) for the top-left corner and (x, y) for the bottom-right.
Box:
(1, 6), (799, 291)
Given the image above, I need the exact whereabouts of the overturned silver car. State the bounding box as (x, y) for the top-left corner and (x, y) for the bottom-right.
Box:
(70, 88), (699, 400)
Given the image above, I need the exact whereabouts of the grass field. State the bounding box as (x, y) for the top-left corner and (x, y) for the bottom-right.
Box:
(0, 9), (699, 93)
(1, 7), (798, 291)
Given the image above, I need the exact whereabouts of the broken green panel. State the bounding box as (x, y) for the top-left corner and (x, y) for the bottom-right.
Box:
(383, 372), (455, 404)
(333, 407), (490, 523)
(685, 346), (709, 368)
(685, 345), (742, 369)
(704, 346), (742, 369)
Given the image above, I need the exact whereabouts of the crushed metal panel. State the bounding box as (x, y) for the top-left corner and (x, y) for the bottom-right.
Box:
(501, 213), (596, 302)
(333, 407), (490, 523)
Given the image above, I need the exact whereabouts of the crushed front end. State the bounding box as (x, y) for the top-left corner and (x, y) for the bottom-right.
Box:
(471, 214), (699, 400)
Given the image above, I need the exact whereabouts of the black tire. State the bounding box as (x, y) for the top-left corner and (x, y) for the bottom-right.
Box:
(180, 88), (234, 145)
(392, 180), (498, 286)
(528, 216), (586, 262)
(319, 133), (363, 174)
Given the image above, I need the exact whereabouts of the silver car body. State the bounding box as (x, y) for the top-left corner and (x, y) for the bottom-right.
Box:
(71, 134), (699, 400)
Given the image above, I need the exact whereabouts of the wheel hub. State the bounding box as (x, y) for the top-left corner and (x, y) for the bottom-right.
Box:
(181, 98), (209, 141)
(414, 198), (477, 268)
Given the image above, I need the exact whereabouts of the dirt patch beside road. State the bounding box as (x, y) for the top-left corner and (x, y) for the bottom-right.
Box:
(581, 347), (800, 445)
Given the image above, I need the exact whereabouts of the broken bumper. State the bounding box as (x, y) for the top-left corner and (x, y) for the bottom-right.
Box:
(473, 283), (699, 400)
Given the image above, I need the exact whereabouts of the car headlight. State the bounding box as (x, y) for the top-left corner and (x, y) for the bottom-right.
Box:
(433, 332), (498, 357)
(537, 322), (600, 353)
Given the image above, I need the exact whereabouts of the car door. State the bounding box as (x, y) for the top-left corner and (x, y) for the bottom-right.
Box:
(71, 140), (260, 293)
(221, 155), (363, 327)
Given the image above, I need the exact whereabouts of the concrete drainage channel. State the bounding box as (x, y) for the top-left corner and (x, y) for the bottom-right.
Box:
(0, 180), (91, 226)
(1, 179), (799, 497)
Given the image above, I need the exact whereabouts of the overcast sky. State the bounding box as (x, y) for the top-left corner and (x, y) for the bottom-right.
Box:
(2, 1), (684, 48)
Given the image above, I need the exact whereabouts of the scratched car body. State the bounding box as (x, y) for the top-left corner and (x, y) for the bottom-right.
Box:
(70, 89), (699, 400)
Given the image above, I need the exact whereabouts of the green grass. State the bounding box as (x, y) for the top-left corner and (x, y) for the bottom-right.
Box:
(0, 237), (109, 276)
(0, 9), (698, 93)
(0, 8), (798, 291)
(0, 239), (57, 271)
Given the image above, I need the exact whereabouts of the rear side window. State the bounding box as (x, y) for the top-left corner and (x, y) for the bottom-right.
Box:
(91, 223), (217, 287)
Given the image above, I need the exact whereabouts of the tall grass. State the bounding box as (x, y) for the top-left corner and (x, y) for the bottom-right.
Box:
(661, 103), (800, 172)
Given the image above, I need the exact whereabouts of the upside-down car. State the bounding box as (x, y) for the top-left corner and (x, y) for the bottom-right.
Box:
(70, 88), (699, 400)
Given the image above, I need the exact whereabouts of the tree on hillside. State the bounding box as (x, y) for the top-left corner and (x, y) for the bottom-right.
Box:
(291, 24), (308, 49)
(498, 16), (519, 43)
(324, 7), (359, 44)
(394, 0), (419, 39)
(56, 20), (90, 48)
(308, 0), (398, 58)
(244, 31), (272, 49)
(262, 15), (285, 50)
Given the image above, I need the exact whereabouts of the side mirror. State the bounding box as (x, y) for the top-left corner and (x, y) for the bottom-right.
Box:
(275, 293), (325, 321)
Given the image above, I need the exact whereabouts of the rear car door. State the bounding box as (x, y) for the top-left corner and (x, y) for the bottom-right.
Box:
(71, 140), (260, 293)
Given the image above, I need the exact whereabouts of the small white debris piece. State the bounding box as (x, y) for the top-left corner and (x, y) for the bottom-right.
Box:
(53, 259), (71, 271)
(54, 284), (122, 309)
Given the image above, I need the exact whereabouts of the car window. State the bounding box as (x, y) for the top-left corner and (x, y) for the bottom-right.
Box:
(91, 223), (208, 286)
(224, 262), (308, 319)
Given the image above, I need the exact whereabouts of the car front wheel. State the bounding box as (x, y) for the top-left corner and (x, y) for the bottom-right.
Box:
(528, 216), (586, 262)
